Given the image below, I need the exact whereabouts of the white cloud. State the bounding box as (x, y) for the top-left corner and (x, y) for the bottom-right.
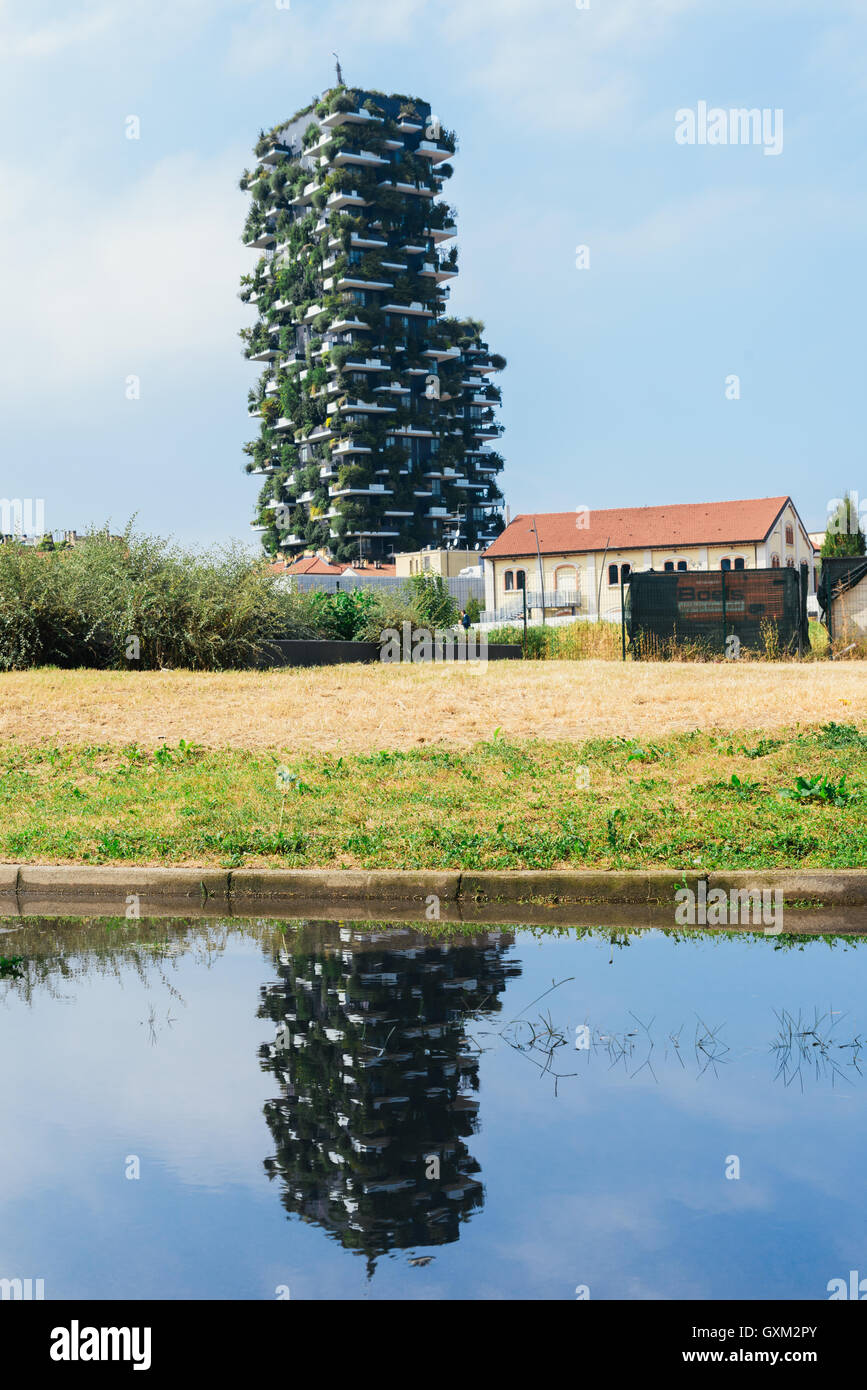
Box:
(0, 148), (251, 390)
(0, 2), (115, 58)
(223, 0), (703, 133)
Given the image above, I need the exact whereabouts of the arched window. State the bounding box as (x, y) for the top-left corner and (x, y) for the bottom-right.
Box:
(621, 563), (631, 580)
(515, 569), (526, 590)
(720, 558), (732, 571)
(771, 553), (780, 569)
(677, 560), (688, 572)
(734, 558), (745, 571)
(786, 557), (795, 568)
(555, 564), (577, 593)
(664, 561), (675, 573)
(608, 563), (619, 585)
(504, 570), (514, 591)
(785, 524), (794, 545)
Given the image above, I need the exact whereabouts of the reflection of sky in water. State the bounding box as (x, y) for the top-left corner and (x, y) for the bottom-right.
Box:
(1, 922), (866, 1301)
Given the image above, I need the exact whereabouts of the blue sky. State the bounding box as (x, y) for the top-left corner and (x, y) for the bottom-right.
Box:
(2, 0), (865, 548)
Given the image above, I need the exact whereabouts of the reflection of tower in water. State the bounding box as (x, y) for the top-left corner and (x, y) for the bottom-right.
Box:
(258, 924), (520, 1271)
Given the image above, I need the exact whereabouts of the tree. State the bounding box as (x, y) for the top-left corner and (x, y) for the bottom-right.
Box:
(822, 493), (866, 557)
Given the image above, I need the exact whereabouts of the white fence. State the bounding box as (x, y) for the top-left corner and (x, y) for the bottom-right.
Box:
(284, 573), (486, 607)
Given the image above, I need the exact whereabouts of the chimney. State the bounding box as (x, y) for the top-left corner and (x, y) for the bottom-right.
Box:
(504, 505), (511, 527)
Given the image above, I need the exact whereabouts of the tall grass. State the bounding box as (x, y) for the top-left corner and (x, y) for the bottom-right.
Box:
(0, 528), (303, 670)
(0, 527), (445, 671)
(488, 618), (847, 662)
(486, 622), (621, 659)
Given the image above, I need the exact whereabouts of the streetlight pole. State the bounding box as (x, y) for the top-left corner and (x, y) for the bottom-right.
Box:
(530, 517), (546, 626)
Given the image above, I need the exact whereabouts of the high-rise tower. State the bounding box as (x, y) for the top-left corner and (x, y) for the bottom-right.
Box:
(239, 85), (506, 562)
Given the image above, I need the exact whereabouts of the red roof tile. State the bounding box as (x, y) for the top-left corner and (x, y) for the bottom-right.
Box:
(271, 555), (344, 575)
(269, 556), (398, 577)
(484, 497), (793, 559)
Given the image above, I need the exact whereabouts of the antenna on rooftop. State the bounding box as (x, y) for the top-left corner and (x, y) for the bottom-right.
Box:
(333, 52), (344, 86)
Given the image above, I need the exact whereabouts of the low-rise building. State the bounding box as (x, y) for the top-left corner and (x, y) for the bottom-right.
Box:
(483, 496), (815, 621)
(393, 548), (480, 579)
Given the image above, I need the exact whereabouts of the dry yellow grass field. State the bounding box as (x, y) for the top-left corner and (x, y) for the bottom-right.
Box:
(0, 661), (863, 751)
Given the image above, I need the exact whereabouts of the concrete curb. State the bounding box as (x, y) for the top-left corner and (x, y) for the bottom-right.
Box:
(229, 869), (460, 903)
(1, 865), (866, 914)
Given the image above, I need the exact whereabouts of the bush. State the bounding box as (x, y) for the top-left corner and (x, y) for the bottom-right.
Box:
(0, 525), (310, 670)
(303, 588), (381, 642)
(405, 572), (458, 628)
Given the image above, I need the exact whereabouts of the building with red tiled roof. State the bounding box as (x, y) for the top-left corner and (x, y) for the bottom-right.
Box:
(483, 496), (815, 621)
(269, 554), (396, 579)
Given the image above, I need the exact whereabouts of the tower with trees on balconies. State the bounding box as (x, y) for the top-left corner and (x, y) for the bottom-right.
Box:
(239, 85), (506, 562)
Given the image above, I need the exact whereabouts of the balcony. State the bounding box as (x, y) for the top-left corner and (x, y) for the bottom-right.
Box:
(264, 378), (279, 395)
(416, 140), (452, 165)
(319, 464), (336, 480)
(274, 417), (294, 431)
(377, 179), (434, 198)
(329, 483), (392, 498)
(428, 506), (448, 517)
(419, 261), (457, 282)
(396, 118), (424, 133)
(422, 346), (461, 363)
(345, 529), (401, 538)
(323, 275), (394, 292)
(327, 189), (370, 210)
(327, 234), (388, 252)
(279, 534), (305, 547)
(430, 222), (457, 243)
(306, 132), (332, 158)
(305, 424), (333, 443)
(328, 316), (370, 334)
(332, 439), (372, 456)
(321, 108), (383, 130)
(326, 357), (389, 373)
(292, 180), (321, 206)
(249, 345), (280, 362)
(338, 398), (396, 414)
(258, 143), (290, 166)
(381, 301), (433, 317)
(331, 148), (389, 168)
(246, 230), (276, 250)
